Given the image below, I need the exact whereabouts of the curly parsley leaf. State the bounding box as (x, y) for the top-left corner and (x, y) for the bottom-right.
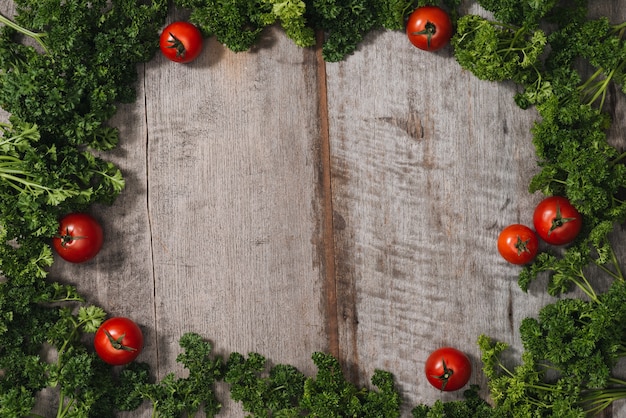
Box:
(134, 333), (225, 417)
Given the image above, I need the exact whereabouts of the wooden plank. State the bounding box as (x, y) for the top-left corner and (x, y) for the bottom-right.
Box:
(326, 3), (626, 416)
(38, 71), (159, 417)
(14, 6), (327, 416)
(142, 23), (328, 415)
(327, 28), (548, 412)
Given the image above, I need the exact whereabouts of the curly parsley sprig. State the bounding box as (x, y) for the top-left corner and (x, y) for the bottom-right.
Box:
(222, 349), (402, 417)
(478, 279), (626, 417)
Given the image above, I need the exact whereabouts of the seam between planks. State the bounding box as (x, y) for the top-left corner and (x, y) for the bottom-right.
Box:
(142, 62), (160, 375)
(315, 30), (340, 359)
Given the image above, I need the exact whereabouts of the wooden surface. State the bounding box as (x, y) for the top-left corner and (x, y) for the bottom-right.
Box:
(1, 0), (625, 416)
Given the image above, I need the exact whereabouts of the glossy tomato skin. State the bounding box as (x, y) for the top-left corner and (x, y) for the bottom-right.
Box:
(406, 6), (453, 51)
(533, 196), (582, 245)
(425, 347), (472, 391)
(497, 224), (539, 265)
(94, 317), (144, 366)
(52, 213), (104, 263)
(160, 21), (203, 63)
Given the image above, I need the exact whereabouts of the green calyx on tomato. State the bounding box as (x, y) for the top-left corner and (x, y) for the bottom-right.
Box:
(431, 358), (454, 390)
(165, 32), (190, 59)
(103, 328), (138, 352)
(547, 203), (577, 236)
(411, 21), (438, 50)
(514, 235), (533, 255)
(56, 228), (88, 247)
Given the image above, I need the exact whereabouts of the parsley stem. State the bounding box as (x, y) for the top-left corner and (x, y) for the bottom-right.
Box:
(595, 261), (622, 282)
(573, 270), (599, 303)
(609, 244), (624, 281)
(609, 377), (626, 386)
(611, 150), (626, 166)
(0, 12), (48, 53)
(578, 59), (626, 110)
(611, 21), (626, 35)
(57, 393), (76, 418)
(581, 385), (626, 416)
(0, 171), (50, 193)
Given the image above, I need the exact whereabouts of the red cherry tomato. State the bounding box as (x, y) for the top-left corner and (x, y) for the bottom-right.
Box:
(52, 213), (104, 263)
(159, 21), (204, 63)
(406, 6), (453, 51)
(497, 224), (539, 265)
(533, 196), (582, 245)
(424, 347), (472, 391)
(94, 317), (144, 366)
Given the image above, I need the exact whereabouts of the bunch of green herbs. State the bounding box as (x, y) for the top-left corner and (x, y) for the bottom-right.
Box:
(173, 0), (461, 61)
(0, 0), (169, 415)
(448, 0), (626, 416)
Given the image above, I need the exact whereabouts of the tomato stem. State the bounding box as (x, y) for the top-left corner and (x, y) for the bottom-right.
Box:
(104, 328), (137, 352)
(548, 203), (577, 236)
(515, 236), (532, 255)
(433, 358), (454, 390)
(56, 227), (88, 247)
(412, 21), (437, 49)
(166, 32), (188, 59)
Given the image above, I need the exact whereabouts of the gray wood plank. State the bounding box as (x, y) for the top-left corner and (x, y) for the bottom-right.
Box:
(326, 6), (626, 416)
(142, 25), (328, 415)
(326, 28), (549, 412)
(42, 71), (158, 417)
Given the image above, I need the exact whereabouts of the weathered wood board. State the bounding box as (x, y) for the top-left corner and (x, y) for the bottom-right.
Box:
(0, 0), (624, 416)
(43, 18), (329, 418)
(324, 1), (625, 413)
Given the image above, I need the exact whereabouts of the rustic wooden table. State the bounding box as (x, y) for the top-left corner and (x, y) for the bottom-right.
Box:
(2, 0), (625, 416)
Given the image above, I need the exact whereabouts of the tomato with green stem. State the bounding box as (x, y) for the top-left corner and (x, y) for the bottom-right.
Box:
(94, 317), (144, 366)
(406, 6), (453, 52)
(425, 347), (472, 391)
(498, 224), (539, 265)
(533, 196), (582, 245)
(52, 213), (104, 263)
(160, 21), (204, 63)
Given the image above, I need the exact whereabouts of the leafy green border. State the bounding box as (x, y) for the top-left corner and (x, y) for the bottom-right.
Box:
(0, 0), (625, 417)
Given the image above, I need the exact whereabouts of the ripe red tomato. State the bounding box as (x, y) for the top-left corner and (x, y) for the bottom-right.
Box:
(406, 6), (453, 51)
(497, 224), (539, 265)
(533, 196), (582, 245)
(94, 317), (144, 366)
(424, 347), (472, 391)
(52, 213), (104, 263)
(160, 21), (203, 63)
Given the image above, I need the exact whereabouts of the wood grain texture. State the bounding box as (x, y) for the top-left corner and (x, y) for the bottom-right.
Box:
(325, 2), (626, 415)
(325, 27), (553, 411)
(0, 0), (625, 416)
(141, 23), (328, 415)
